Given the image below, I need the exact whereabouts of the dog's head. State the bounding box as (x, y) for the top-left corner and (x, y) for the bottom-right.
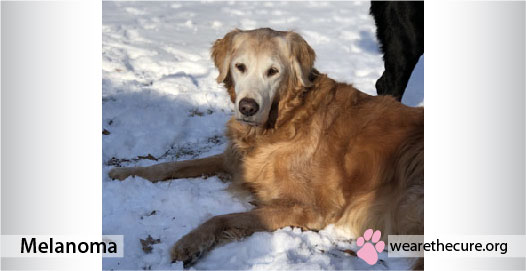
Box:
(211, 28), (315, 127)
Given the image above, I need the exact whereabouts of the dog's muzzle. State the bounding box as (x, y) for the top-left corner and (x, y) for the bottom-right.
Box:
(239, 98), (259, 117)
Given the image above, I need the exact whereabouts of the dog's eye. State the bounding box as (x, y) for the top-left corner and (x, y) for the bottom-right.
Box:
(235, 63), (246, 73)
(266, 67), (279, 77)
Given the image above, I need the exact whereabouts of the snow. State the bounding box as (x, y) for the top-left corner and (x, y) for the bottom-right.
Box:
(102, 1), (423, 270)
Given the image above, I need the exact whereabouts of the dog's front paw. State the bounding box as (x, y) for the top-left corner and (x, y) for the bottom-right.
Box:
(108, 167), (135, 181)
(171, 229), (216, 268)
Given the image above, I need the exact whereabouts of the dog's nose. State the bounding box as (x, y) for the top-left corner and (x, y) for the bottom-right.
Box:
(239, 98), (259, 117)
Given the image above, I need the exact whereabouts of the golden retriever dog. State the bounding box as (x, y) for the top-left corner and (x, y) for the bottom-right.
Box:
(109, 28), (424, 269)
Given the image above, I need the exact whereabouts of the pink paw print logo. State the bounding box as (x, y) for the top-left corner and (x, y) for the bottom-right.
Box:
(356, 229), (385, 265)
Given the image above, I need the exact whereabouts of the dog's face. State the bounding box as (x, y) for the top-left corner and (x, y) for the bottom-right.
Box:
(212, 28), (315, 126)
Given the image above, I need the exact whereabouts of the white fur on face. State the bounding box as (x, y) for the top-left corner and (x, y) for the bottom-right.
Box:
(230, 41), (286, 126)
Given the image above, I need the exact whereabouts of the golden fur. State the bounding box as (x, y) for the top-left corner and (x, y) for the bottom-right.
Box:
(109, 28), (424, 269)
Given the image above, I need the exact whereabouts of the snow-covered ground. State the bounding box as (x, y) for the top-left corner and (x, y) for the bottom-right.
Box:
(102, 1), (423, 270)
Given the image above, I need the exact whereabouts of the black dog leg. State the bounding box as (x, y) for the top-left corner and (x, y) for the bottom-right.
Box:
(370, 1), (424, 101)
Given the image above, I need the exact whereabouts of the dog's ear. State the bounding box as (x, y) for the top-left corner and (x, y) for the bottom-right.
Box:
(211, 29), (241, 85)
(286, 31), (316, 88)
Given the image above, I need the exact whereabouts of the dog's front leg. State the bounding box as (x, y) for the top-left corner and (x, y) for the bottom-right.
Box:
(171, 203), (325, 267)
(108, 153), (225, 182)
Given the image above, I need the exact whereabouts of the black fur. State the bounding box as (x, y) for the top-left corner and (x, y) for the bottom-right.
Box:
(370, 1), (424, 101)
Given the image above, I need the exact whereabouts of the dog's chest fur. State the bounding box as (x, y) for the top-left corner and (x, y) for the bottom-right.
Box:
(243, 133), (320, 203)
(225, 94), (350, 216)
